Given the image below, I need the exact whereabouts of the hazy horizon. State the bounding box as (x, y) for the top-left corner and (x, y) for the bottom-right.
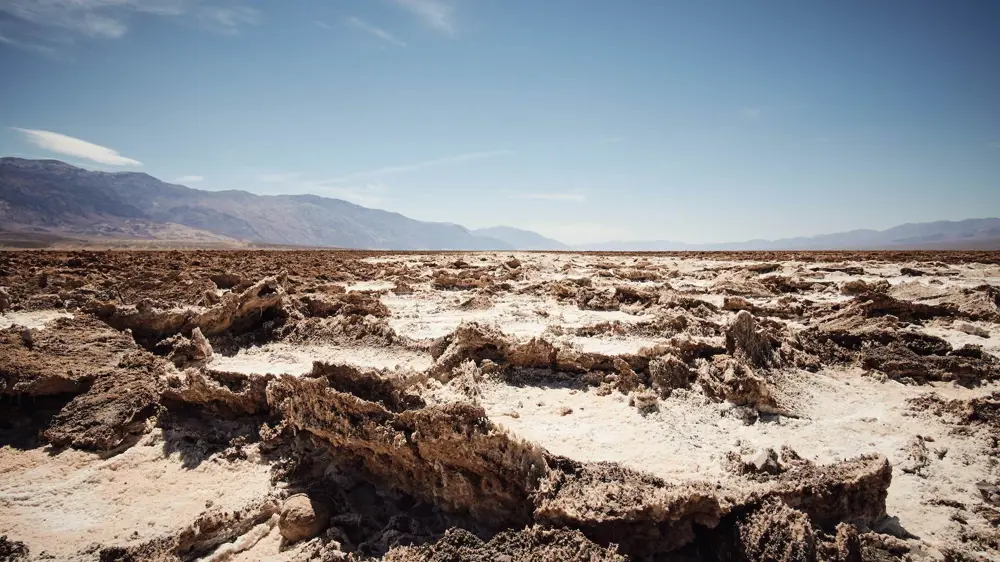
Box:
(2, 0), (998, 244)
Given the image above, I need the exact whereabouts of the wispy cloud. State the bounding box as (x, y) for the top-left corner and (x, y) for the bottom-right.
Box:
(249, 171), (390, 206)
(393, 0), (456, 34)
(313, 20), (334, 30)
(315, 184), (389, 206)
(741, 107), (763, 120)
(600, 136), (626, 144)
(0, 0), (258, 53)
(515, 192), (587, 203)
(989, 141), (1000, 149)
(347, 16), (407, 47)
(174, 175), (204, 184)
(0, 31), (58, 55)
(12, 128), (141, 166)
(323, 149), (512, 184)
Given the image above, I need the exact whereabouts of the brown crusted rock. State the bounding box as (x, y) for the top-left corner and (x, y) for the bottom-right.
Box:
(841, 279), (890, 296)
(42, 351), (163, 451)
(0, 535), (29, 561)
(957, 322), (990, 338)
(767, 454), (891, 528)
(856, 292), (954, 323)
(207, 272), (247, 290)
(433, 272), (488, 291)
(534, 461), (724, 556)
(0, 287), (10, 312)
(726, 311), (776, 367)
(430, 323), (511, 381)
(87, 274), (291, 343)
(309, 362), (424, 412)
(946, 284), (1000, 321)
(649, 354), (694, 397)
(751, 448), (782, 475)
(723, 296), (755, 312)
(392, 280), (415, 294)
(737, 499), (816, 562)
(267, 375), (547, 527)
(508, 337), (557, 369)
(278, 494), (329, 543)
(1, 315), (137, 397)
(459, 292), (493, 310)
(629, 389), (659, 414)
(383, 526), (626, 562)
(162, 327), (213, 367)
(299, 291), (389, 318)
(162, 368), (271, 417)
(860, 343), (999, 386)
(700, 359), (779, 413)
(832, 523), (863, 562)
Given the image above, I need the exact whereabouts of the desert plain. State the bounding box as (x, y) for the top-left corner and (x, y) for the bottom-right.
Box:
(1, 250), (999, 561)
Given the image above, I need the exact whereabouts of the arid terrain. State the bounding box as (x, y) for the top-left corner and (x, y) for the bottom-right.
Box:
(1, 250), (999, 562)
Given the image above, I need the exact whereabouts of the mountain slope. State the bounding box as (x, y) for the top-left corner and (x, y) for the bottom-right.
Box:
(0, 157), (513, 250)
(577, 218), (1000, 251)
(470, 226), (570, 250)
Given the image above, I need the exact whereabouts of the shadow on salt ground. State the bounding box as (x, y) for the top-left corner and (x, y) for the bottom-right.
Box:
(158, 411), (268, 470)
(0, 393), (78, 451)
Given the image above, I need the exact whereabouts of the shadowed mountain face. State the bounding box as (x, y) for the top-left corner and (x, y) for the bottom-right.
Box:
(0, 158), (512, 250)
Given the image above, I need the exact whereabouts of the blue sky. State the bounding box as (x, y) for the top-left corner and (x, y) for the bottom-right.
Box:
(1, 0), (998, 244)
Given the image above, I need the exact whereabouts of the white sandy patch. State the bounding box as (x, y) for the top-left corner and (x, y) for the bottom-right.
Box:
(210, 342), (432, 375)
(920, 322), (999, 357)
(0, 429), (273, 561)
(0, 310), (73, 330)
(480, 371), (999, 550)
(384, 291), (651, 341)
(345, 280), (396, 292)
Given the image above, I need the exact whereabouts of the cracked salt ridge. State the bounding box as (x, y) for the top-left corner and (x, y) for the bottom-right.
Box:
(209, 342), (432, 376)
(480, 370), (1000, 550)
(0, 310), (73, 329)
(0, 429), (272, 561)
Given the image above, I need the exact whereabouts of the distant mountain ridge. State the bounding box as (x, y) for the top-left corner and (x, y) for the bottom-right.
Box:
(0, 157), (515, 250)
(2, 157), (997, 250)
(470, 226), (570, 250)
(577, 218), (1000, 251)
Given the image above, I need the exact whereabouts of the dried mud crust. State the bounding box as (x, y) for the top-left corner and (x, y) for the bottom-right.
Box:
(1, 250), (999, 561)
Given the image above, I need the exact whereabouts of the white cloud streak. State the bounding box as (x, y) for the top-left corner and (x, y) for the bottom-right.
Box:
(322, 149), (512, 184)
(174, 175), (204, 183)
(0, 31), (57, 55)
(12, 128), (142, 166)
(515, 193), (587, 202)
(393, 0), (455, 34)
(347, 16), (407, 47)
(314, 184), (389, 206)
(0, 0), (258, 53)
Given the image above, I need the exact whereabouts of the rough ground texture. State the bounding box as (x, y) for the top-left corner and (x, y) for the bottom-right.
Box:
(1, 250), (998, 561)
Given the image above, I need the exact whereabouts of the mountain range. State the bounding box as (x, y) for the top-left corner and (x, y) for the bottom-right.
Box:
(577, 217), (1000, 251)
(1, 157), (997, 250)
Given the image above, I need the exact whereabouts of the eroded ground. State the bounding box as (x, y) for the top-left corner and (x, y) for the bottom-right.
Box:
(1, 250), (998, 562)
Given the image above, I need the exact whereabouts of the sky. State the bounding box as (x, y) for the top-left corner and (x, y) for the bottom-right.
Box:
(1, 0), (998, 244)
